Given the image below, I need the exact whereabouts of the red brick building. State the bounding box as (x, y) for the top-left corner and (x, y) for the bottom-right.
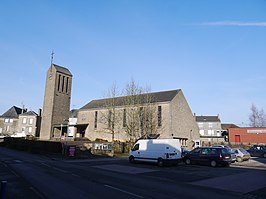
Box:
(228, 128), (266, 144)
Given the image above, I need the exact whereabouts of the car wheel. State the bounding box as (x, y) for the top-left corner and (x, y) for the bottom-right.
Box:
(210, 160), (217, 167)
(263, 153), (266, 158)
(129, 156), (135, 163)
(185, 158), (191, 165)
(236, 157), (242, 162)
(157, 158), (164, 167)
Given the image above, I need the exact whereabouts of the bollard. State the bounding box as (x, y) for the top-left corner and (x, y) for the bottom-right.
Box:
(0, 180), (7, 199)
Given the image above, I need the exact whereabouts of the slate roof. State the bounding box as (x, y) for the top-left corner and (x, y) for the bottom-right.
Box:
(196, 116), (221, 122)
(53, 64), (72, 76)
(80, 89), (181, 110)
(0, 106), (26, 118)
(20, 111), (38, 116)
(70, 109), (78, 118)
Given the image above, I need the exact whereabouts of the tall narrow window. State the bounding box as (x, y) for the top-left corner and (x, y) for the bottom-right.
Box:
(94, 111), (98, 129)
(66, 77), (69, 94)
(22, 118), (27, 124)
(158, 106), (162, 127)
(58, 74), (61, 91)
(123, 109), (126, 127)
(62, 76), (65, 92)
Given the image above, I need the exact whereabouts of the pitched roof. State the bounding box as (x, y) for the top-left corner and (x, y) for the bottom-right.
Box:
(0, 106), (26, 118)
(20, 111), (38, 116)
(196, 116), (221, 122)
(80, 89), (181, 110)
(52, 64), (72, 76)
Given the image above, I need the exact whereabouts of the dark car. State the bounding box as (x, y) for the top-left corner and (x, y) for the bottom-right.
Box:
(183, 147), (232, 167)
(181, 147), (190, 158)
(247, 145), (266, 158)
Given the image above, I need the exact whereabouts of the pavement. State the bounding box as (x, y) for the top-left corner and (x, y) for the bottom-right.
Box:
(0, 161), (44, 199)
(1, 151), (266, 199)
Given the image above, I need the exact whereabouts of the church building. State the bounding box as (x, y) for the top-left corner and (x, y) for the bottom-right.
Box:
(40, 64), (72, 140)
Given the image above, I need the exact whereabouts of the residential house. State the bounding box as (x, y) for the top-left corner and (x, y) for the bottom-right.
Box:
(196, 115), (224, 145)
(0, 106), (41, 137)
(0, 106), (26, 136)
(17, 111), (41, 137)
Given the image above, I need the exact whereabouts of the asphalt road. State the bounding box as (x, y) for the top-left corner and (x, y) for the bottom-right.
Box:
(1, 147), (266, 199)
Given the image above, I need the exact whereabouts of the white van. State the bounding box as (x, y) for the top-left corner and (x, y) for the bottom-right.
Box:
(129, 139), (182, 166)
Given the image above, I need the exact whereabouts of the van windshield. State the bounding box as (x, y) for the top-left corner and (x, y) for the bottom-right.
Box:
(132, 143), (139, 151)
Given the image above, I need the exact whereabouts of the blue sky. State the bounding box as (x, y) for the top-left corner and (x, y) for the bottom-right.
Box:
(0, 0), (265, 126)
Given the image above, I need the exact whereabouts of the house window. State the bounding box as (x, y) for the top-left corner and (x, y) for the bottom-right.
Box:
(9, 119), (13, 123)
(6, 126), (10, 132)
(22, 118), (27, 124)
(29, 118), (33, 125)
(198, 123), (203, 128)
(22, 127), (25, 133)
(208, 123), (213, 128)
(199, 130), (204, 135)
(94, 111), (98, 129)
(4, 119), (9, 123)
(123, 109), (126, 128)
(28, 127), (32, 133)
(158, 106), (162, 127)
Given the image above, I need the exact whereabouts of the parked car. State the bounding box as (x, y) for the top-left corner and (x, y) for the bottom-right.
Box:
(129, 139), (182, 166)
(212, 145), (236, 163)
(181, 147), (190, 158)
(232, 148), (251, 162)
(183, 147), (232, 167)
(247, 145), (266, 158)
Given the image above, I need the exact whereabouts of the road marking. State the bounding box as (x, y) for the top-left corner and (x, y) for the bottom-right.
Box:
(71, 173), (81, 178)
(92, 164), (157, 174)
(104, 184), (144, 198)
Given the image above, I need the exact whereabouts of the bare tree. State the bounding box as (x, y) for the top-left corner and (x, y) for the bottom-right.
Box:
(122, 79), (159, 142)
(122, 79), (143, 142)
(249, 104), (266, 127)
(100, 82), (121, 142)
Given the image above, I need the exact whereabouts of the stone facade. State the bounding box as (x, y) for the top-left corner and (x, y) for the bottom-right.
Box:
(0, 106), (41, 137)
(0, 106), (25, 136)
(77, 90), (200, 149)
(17, 111), (41, 137)
(40, 64), (72, 140)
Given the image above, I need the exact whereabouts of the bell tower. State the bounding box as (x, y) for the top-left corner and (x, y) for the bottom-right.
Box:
(40, 64), (72, 140)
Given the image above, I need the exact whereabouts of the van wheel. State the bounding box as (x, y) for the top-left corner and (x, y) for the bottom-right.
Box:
(210, 160), (217, 167)
(157, 158), (164, 167)
(185, 158), (191, 165)
(129, 156), (135, 163)
(236, 157), (242, 162)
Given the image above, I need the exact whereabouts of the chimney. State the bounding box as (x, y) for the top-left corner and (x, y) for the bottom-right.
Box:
(38, 108), (42, 117)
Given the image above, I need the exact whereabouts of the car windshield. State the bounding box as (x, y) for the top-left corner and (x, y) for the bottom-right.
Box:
(239, 148), (249, 154)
